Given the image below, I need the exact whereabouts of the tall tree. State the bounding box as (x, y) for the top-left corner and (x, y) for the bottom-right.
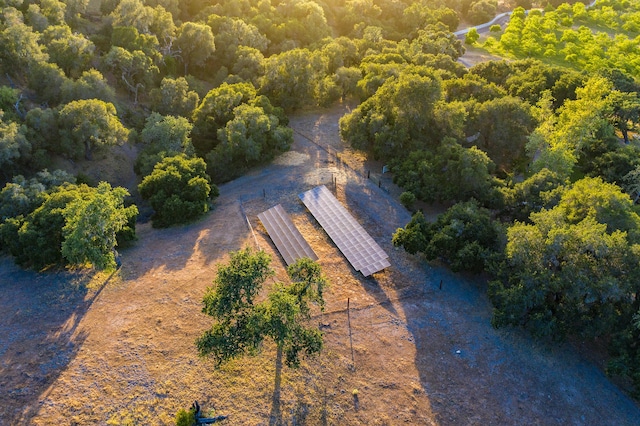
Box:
(41, 24), (95, 77)
(58, 99), (129, 160)
(1, 180), (135, 270)
(191, 82), (257, 154)
(150, 77), (199, 118)
(197, 249), (326, 368)
(206, 102), (292, 182)
(103, 46), (158, 104)
(61, 182), (138, 270)
(175, 22), (215, 75)
(136, 113), (195, 176)
(0, 20), (48, 76)
(259, 48), (323, 111)
(393, 200), (503, 272)
(0, 111), (30, 176)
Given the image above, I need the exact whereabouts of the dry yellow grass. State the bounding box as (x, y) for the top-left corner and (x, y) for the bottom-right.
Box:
(2, 104), (639, 425)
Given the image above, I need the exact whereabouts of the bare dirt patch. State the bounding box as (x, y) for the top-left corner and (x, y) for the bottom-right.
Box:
(1, 103), (639, 425)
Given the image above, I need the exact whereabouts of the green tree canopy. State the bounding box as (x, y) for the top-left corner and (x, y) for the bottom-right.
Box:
(175, 21), (215, 75)
(259, 48), (324, 111)
(0, 181), (136, 270)
(136, 113), (195, 177)
(41, 24), (95, 77)
(103, 46), (158, 104)
(0, 111), (30, 177)
(150, 77), (199, 118)
(0, 19), (48, 76)
(339, 67), (447, 159)
(137, 154), (217, 228)
(61, 182), (138, 269)
(192, 81), (257, 155)
(393, 200), (503, 272)
(61, 69), (116, 104)
(58, 99), (129, 160)
(206, 102), (292, 182)
(490, 177), (640, 339)
(470, 96), (535, 171)
(197, 249), (326, 368)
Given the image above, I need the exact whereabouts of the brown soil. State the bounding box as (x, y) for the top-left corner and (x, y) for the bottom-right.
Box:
(1, 103), (639, 425)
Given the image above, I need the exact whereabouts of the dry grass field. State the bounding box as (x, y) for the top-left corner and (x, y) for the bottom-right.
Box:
(1, 104), (639, 425)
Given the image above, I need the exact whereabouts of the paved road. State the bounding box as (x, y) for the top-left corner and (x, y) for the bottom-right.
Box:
(454, 0), (599, 39)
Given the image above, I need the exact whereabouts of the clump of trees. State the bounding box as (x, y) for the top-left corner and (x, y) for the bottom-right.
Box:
(486, 3), (640, 76)
(489, 177), (640, 339)
(0, 171), (137, 270)
(393, 200), (503, 272)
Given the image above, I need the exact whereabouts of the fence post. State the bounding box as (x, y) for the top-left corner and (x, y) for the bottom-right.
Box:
(347, 298), (354, 364)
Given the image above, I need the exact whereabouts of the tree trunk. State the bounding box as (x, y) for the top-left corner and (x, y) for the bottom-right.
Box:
(622, 127), (630, 144)
(85, 140), (93, 160)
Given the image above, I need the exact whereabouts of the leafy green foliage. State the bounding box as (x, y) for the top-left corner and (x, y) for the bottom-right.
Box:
(0, 19), (48, 76)
(175, 407), (196, 426)
(490, 177), (640, 339)
(206, 102), (292, 182)
(135, 113), (194, 177)
(399, 191), (416, 210)
(0, 169), (75, 221)
(58, 99), (129, 160)
(175, 21), (215, 75)
(259, 48), (323, 111)
(138, 154), (216, 228)
(469, 96), (535, 171)
(465, 28), (480, 45)
(198, 250), (326, 368)
(392, 139), (501, 206)
(61, 69), (116, 104)
(339, 68), (447, 159)
(608, 309), (640, 398)
(0, 179), (135, 270)
(492, 2), (640, 76)
(394, 200), (503, 272)
(41, 25), (95, 77)
(149, 77), (199, 118)
(191, 82), (257, 154)
(103, 46), (158, 104)
(0, 111), (30, 177)
(500, 168), (567, 223)
(27, 61), (68, 105)
(61, 182), (138, 270)
(191, 82), (291, 182)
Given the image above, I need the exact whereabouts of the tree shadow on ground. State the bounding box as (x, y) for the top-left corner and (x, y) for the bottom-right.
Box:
(269, 346), (283, 426)
(0, 257), (114, 424)
(400, 263), (640, 425)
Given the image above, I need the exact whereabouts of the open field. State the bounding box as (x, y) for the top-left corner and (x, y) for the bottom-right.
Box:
(1, 103), (639, 425)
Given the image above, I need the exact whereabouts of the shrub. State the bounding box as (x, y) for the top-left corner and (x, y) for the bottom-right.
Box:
(399, 191), (416, 210)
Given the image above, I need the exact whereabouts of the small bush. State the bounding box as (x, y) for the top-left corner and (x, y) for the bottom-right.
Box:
(175, 408), (196, 426)
(400, 191), (416, 210)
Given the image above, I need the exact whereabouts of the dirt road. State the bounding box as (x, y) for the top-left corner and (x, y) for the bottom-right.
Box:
(1, 103), (639, 425)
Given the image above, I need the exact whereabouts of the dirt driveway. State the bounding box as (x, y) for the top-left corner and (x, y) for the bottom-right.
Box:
(1, 103), (639, 425)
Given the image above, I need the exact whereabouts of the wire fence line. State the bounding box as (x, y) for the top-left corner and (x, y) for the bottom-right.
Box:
(311, 284), (428, 320)
(292, 128), (391, 193)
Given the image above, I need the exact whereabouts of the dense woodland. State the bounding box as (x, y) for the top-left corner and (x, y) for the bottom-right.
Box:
(0, 0), (639, 397)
